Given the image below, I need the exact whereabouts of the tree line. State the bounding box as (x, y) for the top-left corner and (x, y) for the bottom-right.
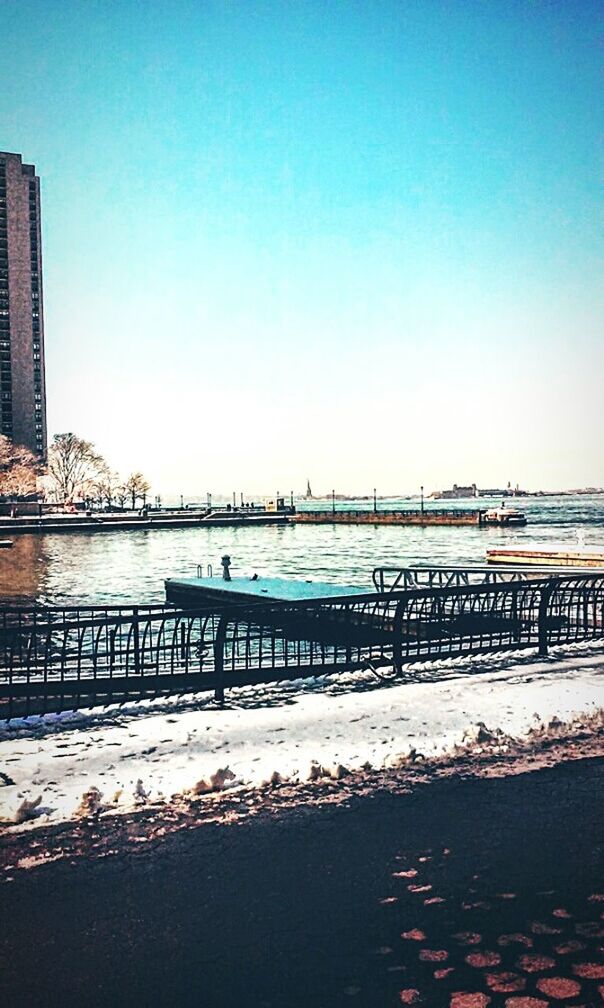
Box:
(0, 433), (151, 509)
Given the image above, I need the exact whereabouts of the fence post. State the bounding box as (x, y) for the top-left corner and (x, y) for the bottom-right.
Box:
(132, 607), (140, 675)
(213, 615), (228, 706)
(537, 579), (557, 657)
(392, 596), (408, 675)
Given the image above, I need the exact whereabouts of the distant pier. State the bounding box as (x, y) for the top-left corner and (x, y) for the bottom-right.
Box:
(0, 507), (292, 536)
(0, 504), (523, 535)
(295, 509), (484, 526)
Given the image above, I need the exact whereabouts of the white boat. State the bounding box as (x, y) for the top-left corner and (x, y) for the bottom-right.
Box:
(483, 506), (527, 526)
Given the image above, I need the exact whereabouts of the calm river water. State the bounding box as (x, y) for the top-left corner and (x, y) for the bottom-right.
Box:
(2, 495), (603, 606)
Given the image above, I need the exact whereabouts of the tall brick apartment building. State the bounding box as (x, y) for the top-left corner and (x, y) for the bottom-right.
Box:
(0, 151), (47, 457)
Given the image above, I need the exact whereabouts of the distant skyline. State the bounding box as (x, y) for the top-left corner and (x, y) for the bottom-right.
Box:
(1, 1), (602, 495)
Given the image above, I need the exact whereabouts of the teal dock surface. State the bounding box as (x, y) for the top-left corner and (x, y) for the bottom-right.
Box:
(165, 574), (369, 606)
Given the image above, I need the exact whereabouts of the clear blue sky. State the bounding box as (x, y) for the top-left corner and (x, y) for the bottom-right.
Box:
(2, 0), (602, 494)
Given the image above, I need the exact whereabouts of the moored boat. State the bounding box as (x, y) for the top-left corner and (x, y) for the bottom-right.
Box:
(483, 506), (527, 526)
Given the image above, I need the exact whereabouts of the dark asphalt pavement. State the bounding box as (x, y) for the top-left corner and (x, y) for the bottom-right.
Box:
(1, 758), (603, 1007)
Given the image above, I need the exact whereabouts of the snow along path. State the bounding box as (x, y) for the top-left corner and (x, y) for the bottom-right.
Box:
(1, 640), (603, 830)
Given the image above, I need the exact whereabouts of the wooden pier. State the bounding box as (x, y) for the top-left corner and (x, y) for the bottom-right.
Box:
(295, 509), (483, 526)
(487, 544), (604, 567)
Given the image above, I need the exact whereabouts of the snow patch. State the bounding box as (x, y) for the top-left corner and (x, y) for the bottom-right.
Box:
(1, 641), (603, 831)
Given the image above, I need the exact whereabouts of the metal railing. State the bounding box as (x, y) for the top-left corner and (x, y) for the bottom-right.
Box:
(372, 565), (604, 592)
(1, 573), (604, 717)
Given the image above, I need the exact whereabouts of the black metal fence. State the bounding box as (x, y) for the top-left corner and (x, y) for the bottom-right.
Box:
(372, 565), (604, 592)
(1, 573), (604, 717)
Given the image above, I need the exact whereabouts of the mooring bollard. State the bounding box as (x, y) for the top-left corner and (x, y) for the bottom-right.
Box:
(221, 554), (231, 581)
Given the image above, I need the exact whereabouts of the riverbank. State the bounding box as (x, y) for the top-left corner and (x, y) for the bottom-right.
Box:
(1, 736), (603, 1007)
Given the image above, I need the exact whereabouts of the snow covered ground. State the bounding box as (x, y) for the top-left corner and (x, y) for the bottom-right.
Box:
(1, 640), (603, 830)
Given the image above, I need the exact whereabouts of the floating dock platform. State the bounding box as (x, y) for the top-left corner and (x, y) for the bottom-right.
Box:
(165, 574), (368, 608)
(487, 544), (604, 567)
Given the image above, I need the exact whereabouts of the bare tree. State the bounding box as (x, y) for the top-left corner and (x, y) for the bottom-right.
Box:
(0, 435), (41, 499)
(124, 472), (151, 510)
(90, 471), (120, 509)
(47, 433), (107, 502)
(115, 484), (128, 510)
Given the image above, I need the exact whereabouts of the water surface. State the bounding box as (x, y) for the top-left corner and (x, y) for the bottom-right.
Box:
(1, 494), (603, 606)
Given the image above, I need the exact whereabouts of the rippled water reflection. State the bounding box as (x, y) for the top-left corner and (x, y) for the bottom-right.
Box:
(1, 495), (603, 605)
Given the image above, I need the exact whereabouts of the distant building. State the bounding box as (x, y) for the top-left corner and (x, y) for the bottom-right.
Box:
(478, 483), (526, 498)
(432, 481), (526, 499)
(432, 483), (478, 500)
(0, 152), (47, 456)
